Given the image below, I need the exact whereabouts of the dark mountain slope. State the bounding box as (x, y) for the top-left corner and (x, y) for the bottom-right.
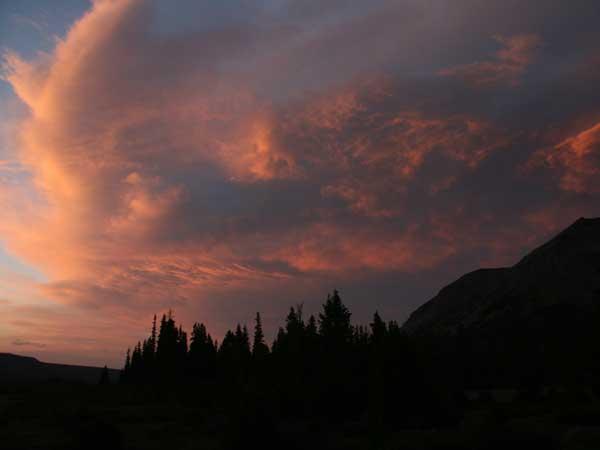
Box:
(0, 353), (119, 384)
(402, 217), (600, 388)
(403, 217), (600, 335)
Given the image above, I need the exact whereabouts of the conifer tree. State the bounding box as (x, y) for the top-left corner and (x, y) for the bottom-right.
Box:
(286, 306), (304, 337)
(303, 314), (320, 381)
(150, 314), (157, 353)
(156, 310), (180, 380)
(124, 348), (131, 372)
(99, 365), (110, 385)
(141, 338), (153, 378)
(189, 322), (217, 378)
(370, 311), (387, 349)
(131, 341), (143, 381)
(317, 290), (354, 418)
(218, 329), (239, 381)
(353, 325), (370, 347)
(236, 324), (251, 359)
(177, 325), (188, 371)
(306, 314), (317, 336)
(121, 348), (131, 383)
(271, 327), (286, 355)
(304, 314), (319, 355)
(318, 290), (352, 347)
(252, 312), (269, 360)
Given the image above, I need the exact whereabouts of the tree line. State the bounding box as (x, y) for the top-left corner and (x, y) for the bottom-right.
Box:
(120, 290), (452, 428)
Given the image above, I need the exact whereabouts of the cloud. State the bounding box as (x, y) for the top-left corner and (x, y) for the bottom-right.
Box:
(265, 222), (458, 273)
(439, 34), (542, 87)
(276, 80), (509, 218)
(529, 121), (600, 193)
(10, 13), (48, 34)
(12, 338), (46, 348)
(0, 0), (512, 309)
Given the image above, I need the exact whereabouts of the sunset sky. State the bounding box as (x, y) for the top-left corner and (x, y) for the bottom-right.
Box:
(1, 0), (599, 368)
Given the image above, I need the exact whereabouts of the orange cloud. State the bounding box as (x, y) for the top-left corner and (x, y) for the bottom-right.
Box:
(439, 34), (541, 87)
(266, 222), (457, 273)
(285, 90), (508, 217)
(530, 121), (600, 193)
(1, 0), (511, 312)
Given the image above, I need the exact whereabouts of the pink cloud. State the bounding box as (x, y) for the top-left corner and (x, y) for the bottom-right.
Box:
(439, 34), (542, 87)
(529, 121), (600, 193)
(1, 0), (510, 310)
(265, 222), (457, 273)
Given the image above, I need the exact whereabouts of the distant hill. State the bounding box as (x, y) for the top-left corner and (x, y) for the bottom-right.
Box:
(0, 353), (119, 384)
(402, 217), (600, 387)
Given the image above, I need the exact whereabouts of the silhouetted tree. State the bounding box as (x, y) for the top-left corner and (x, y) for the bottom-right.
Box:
(271, 327), (286, 355)
(177, 325), (188, 369)
(130, 342), (143, 381)
(304, 314), (319, 356)
(99, 365), (110, 385)
(252, 312), (269, 360)
(239, 325), (251, 356)
(306, 314), (317, 336)
(189, 322), (217, 379)
(140, 315), (157, 380)
(218, 325), (251, 383)
(319, 290), (352, 349)
(121, 348), (131, 383)
(156, 311), (180, 380)
(272, 306), (305, 375)
(370, 311), (387, 349)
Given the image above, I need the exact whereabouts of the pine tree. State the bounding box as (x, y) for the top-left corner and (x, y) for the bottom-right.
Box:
(353, 325), (370, 347)
(271, 327), (286, 355)
(236, 324), (251, 357)
(99, 365), (110, 385)
(121, 348), (131, 383)
(150, 314), (157, 353)
(252, 312), (269, 360)
(304, 314), (320, 377)
(304, 314), (319, 355)
(318, 290), (352, 347)
(286, 306), (304, 338)
(156, 310), (180, 380)
(317, 290), (354, 418)
(306, 315), (317, 336)
(189, 322), (217, 378)
(124, 348), (131, 372)
(218, 329), (238, 382)
(156, 314), (168, 368)
(131, 342), (143, 381)
(370, 311), (387, 349)
(177, 325), (188, 372)
(241, 325), (252, 356)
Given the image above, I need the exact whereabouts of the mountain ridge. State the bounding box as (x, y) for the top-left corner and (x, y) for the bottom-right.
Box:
(0, 352), (119, 384)
(402, 217), (600, 335)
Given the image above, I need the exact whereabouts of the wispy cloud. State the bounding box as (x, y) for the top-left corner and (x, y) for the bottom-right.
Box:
(12, 338), (46, 348)
(528, 121), (600, 193)
(10, 13), (48, 34)
(439, 34), (542, 87)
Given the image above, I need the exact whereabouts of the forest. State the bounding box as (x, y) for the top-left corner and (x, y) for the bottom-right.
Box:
(120, 290), (445, 432)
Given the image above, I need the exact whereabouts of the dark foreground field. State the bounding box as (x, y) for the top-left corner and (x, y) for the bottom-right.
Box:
(3, 381), (600, 450)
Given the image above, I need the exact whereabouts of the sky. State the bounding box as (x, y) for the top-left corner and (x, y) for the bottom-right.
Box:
(0, 0), (599, 368)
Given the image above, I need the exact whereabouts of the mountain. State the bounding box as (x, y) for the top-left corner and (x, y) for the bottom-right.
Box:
(0, 353), (119, 384)
(402, 217), (600, 387)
